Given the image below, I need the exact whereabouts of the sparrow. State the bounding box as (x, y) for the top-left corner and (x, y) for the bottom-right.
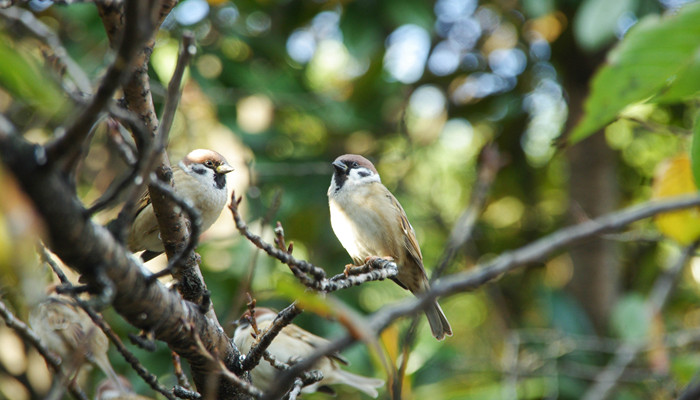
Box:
(126, 149), (233, 261)
(29, 295), (121, 388)
(233, 308), (384, 397)
(327, 154), (452, 340)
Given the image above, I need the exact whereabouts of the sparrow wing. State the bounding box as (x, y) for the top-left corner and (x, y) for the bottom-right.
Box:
(134, 189), (152, 216)
(284, 324), (349, 365)
(386, 191), (424, 265)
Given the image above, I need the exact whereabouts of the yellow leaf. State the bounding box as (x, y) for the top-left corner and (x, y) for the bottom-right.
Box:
(652, 154), (700, 244)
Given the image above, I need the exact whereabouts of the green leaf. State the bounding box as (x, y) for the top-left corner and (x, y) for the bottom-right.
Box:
(692, 114), (700, 188)
(655, 57), (700, 103)
(0, 36), (68, 119)
(573, 0), (637, 52)
(610, 294), (651, 342)
(568, 2), (700, 144)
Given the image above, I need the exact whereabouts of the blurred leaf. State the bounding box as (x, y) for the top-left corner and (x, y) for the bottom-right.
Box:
(671, 354), (700, 384)
(610, 293), (650, 341)
(692, 114), (700, 188)
(573, 0), (637, 52)
(0, 37), (68, 119)
(275, 275), (332, 315)
(654, 59), (700, 103)
(380, 324), (399, 368)
(568, 2), (700, 143)
(547, 291), (595, 335)
(652, 154), (700, 244)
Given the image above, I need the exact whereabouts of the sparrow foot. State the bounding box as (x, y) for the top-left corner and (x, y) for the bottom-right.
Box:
(366, 256), (394, 269)
(344, 264), (358, 277)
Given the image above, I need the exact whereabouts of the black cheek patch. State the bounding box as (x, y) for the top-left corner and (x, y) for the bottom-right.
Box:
(358, 170), (370, 178)
(191, 165), (207, 175)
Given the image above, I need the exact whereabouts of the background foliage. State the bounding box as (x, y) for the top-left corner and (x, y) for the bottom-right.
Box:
(1, 0), (700, 399)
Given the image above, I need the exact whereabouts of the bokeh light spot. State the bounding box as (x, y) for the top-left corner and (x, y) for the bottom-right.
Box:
(236, 95), (274, 134)
(384, 24), (430, 84)
(174, 0), (210, 26)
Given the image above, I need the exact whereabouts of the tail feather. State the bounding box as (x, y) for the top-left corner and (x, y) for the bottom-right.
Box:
(424, 301), (452, 340)
(331, 370), (384, 398)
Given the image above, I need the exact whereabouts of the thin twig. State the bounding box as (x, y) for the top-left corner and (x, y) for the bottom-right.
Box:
(286, 378), (303, 400)
(263, 195), (700, 400)
(0, 300), (89, 400)
(242, 303), (302, 371)
(45, 0), (152, 163)
(174, 386), (203, 400)
(581, 240), (700, 400)
(145, 176), (202, 283)
(393, 145), (501, 399)
(0, 7), (92, 95)
(172, 351), (192, 390)
(74, 298), (178, 400)
(229, 191), (398, 292)
(185, 320), (264, 398)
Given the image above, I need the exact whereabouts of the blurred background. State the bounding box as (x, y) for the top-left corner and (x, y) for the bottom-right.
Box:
(1, 0), (700, 398)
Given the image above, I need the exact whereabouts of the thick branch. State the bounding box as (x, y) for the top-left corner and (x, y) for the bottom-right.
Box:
(0, 132), (249, 400)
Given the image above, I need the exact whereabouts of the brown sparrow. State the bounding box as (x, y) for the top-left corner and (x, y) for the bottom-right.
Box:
(127, 149), (233, 261)
(327, 154), (452, 340)
(29, 295), (121, 387)
(233, 308), (384, 397)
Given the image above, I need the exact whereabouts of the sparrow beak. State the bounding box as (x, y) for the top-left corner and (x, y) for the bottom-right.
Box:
(216, 163), (235, 175)
(332, 160), (348, 174)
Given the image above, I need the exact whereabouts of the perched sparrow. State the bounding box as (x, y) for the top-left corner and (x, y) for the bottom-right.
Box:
(233, 308), (384, 397)
(127, 149), (233, 261)
(29, 295), (121, 387)
(327, 154), (452, 340)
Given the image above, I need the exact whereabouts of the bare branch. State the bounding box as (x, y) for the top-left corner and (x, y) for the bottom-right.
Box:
(263, 194), (700, 399)
(0, 300), (88, 400)
(242, 303), (302, 371)
(394, 144), (501, 398)
(0, 7), (92, 95)
(73, 298), (178, 400)
(581, 240), (700, 400)
(45, 0), (153, 164)
(229, 191), (398, 292)
(0, 131), (247, 400)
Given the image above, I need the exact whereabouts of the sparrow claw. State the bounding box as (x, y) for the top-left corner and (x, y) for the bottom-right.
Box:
(343, 264), (357, 277)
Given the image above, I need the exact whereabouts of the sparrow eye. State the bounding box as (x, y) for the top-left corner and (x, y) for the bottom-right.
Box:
(351, 161), (359, 168)
(204, 160), (214, 168)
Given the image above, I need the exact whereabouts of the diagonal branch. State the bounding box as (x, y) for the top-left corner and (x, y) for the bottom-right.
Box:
(0, 130), (249, 400)
(262, 194), (700, 399)
(242, 303), (302, 371)
(45, 0), (153, 164)
(0, 300), (88, 400)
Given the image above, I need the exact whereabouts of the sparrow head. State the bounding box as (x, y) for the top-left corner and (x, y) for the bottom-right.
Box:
(329, 154), (380, 193)
(179, 149), (234, 190)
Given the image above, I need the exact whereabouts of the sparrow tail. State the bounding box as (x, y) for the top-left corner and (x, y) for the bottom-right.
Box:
(424, 301), (452, 341)
(331, 370), (384, 398)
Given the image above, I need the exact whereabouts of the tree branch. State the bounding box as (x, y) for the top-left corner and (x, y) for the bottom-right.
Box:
(229, 191), (399, 292)
(263, 194), (700, 399)
(0, 130), (249, 400)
